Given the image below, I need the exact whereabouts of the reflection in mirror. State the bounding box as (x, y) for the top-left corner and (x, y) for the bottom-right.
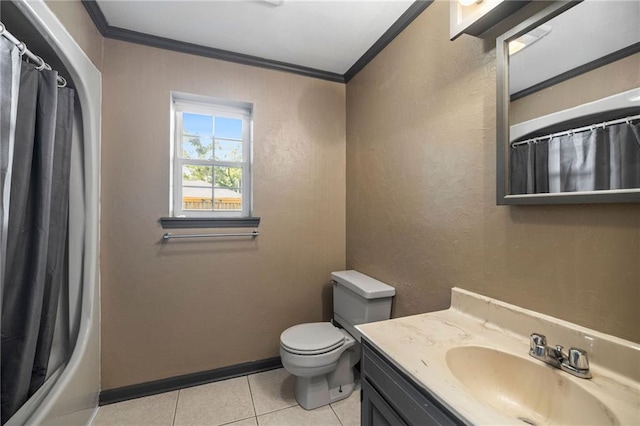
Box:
(497, 0), (640, 204)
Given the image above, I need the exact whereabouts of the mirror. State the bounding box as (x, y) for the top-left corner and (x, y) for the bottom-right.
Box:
(496, 0), (640, 205)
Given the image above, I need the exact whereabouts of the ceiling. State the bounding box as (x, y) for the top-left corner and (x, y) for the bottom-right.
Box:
(89, 0), (424, 81)
(509, 0), (640, 96)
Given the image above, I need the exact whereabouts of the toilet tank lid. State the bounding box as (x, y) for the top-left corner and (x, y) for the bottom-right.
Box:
(331, 270), (395, 299)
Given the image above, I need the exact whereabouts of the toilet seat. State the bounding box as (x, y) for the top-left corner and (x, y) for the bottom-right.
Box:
(281, 323), (345, 355)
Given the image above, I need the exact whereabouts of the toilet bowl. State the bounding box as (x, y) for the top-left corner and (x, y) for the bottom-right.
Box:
(279, 270), (395, 410)
(280, 322), (359, 409)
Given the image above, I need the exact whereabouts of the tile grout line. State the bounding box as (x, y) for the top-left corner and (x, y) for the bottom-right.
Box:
(329, 403), (344, 426)
(171, 389), (180, 426)
(218, 415), (257, 426)
(258, 403), (299, 418)
(245, 374), (259, 422)
(249, 369), (301, 420)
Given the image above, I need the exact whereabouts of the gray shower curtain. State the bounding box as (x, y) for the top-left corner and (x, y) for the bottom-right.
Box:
(0, 47), (75, 424)
(511, 121), (640, 194)
(1, 38), (20, 310)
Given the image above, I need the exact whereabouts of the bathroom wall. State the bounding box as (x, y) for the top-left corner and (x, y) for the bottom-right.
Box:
(46, 0), (103, 70)
(510, 52), (640, 124)
(48, 0), (638, 393)
(101, 39), (346, 389)
(346, 1), (640, 343)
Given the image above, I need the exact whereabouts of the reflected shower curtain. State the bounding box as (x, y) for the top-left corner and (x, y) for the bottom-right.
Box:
(0, 46), (75, 424)
(1, 38), (20, 310)
(511, 121), (640, 194)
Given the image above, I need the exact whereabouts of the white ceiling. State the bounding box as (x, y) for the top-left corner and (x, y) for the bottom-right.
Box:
(509, 0), (640, 95)
(95, 0), (416, 74)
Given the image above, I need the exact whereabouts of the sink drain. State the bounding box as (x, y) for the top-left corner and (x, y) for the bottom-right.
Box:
(518, 417), (537, 426)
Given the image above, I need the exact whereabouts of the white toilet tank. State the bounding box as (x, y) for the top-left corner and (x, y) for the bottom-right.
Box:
(331, 270), (395, 341)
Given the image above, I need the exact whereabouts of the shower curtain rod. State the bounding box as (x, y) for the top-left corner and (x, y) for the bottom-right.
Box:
(511, 113), (640, 147)
(0, 22), (67, 88)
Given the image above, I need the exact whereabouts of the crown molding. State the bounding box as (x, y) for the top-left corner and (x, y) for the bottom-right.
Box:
(344, 0), (433, 83)
(81, 0), (432, 84)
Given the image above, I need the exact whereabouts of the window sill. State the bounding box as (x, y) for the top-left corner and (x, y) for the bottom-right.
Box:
(159, 217), (260, 229)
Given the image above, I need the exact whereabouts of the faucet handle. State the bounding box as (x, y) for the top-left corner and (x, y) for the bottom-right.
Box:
(560, 347), (592, 379)
(530, 333), (546, 347)
(530, 333), (547, 357)
(567, 348), (590, 370)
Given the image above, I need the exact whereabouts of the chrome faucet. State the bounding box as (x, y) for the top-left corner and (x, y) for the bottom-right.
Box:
(529, 333), (592, 379)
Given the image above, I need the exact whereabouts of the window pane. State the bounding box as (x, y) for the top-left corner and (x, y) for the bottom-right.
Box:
(214, 187), (242, 211)
(213, 167), (242, 211)
(182, 165), (213, 211)
(215, 116), (242, 140)
(214, 166), (242, 189)
(183, 113), (213, 137)
(215, 139), (243, 161)
(182, 136), (213, 160)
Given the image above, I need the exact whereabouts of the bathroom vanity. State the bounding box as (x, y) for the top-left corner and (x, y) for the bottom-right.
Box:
(361, 340), (461, 425)
(356, 289), (640, 426)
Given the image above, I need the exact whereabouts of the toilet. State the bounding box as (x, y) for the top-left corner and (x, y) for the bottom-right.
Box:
(280, 270), (395, 410)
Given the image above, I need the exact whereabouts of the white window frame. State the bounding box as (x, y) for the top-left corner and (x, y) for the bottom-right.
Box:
(170, 93), (253, 218)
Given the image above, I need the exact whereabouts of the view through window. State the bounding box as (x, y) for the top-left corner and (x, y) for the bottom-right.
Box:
(173, 96), (252, 217)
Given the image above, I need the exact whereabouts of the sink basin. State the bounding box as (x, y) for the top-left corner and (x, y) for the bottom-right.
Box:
(446, 346), (618, 425)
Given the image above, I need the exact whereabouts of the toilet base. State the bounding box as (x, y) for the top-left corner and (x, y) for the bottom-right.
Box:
(294, 373), (355, 410)
(294, 346), (357, 410)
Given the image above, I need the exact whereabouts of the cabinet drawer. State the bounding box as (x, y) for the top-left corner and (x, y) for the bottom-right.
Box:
(362, 340), (462, 426)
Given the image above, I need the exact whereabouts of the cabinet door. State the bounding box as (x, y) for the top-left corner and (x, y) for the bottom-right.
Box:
(361, 379), (407, 426)
(361, 341), (464, 425)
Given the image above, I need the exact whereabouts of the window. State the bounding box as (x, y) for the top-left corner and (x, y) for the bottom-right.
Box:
(171, 94), (252, 218)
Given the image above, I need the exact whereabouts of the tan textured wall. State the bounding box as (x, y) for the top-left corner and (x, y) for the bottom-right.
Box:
(346, 2), (640, 343)
(510, 52), (640, 124)
(46, 0), (103, 70)
(101, 39), (346, 389)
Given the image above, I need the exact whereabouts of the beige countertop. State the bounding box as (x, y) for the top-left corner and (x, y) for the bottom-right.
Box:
(357, 288), (640, 425)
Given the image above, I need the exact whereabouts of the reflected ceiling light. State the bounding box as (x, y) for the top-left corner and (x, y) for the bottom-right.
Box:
(508, 24), (552, 55)
(508, 40), (527, 55)
(459, 0), (483, 6)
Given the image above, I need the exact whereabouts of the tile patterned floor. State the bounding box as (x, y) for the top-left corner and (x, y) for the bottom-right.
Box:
(91, 368), (361, 426)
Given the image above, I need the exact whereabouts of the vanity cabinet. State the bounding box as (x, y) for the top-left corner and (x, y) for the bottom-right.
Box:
(361, 340), (464, 426)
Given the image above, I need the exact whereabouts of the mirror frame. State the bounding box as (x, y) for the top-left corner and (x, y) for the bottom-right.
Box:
(496, 0), (640, 205)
